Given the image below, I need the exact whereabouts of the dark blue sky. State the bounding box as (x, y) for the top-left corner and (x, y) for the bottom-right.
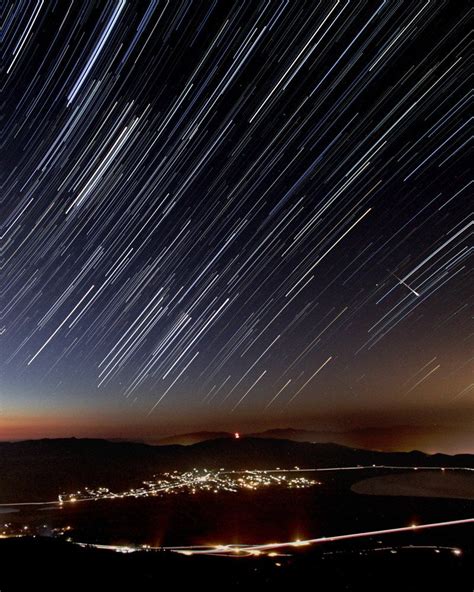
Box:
(1, 1), (471, 444)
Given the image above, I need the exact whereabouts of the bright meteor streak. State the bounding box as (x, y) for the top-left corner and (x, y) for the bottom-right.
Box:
(390, 271), (420, 297)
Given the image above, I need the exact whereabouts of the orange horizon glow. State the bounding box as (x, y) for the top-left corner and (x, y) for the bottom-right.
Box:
(1, 411), (473, 455)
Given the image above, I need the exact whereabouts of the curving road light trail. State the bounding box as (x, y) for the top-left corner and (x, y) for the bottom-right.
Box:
(75, 517), (474, 556)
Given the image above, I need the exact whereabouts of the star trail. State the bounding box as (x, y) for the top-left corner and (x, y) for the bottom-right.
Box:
(1, 1), (471, 439)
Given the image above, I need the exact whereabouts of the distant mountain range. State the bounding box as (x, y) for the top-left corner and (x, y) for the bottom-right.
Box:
(153, 428), (338, 445)
(155, 430), (234, 445)
(152, 425), (472, 454)
(0, 436), (472, 503)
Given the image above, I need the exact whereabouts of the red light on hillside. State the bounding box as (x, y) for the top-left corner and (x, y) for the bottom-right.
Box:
(234, 432), (240, 439)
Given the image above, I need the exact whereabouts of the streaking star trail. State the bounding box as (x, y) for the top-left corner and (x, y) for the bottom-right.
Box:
(1, 1), (471, 432)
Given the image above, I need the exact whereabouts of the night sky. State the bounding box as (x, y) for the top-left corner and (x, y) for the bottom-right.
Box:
(1, 1), (471, 447)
